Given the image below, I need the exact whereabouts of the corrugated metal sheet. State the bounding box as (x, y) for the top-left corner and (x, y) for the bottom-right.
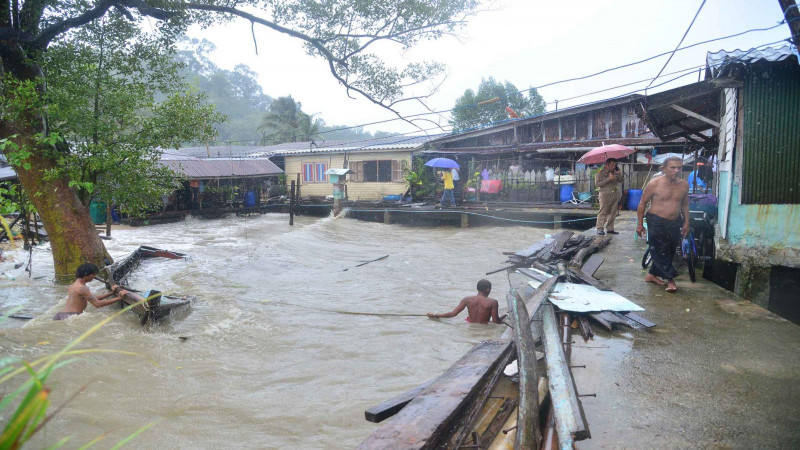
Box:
(741, 61), (800, 204)
(707, 45), (799, 78)
(160, 158), (283, 179)
(269, 134), (441, 156)
(0, 166), (17, 181)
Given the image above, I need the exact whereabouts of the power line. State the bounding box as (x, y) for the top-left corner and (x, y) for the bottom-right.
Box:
(646, 0), (707, 89)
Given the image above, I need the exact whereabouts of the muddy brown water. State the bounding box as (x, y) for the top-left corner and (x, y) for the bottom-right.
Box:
(0, 214), (551, 448)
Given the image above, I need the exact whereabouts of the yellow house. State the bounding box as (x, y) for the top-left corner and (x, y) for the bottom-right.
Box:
(270, 136), (439, 201)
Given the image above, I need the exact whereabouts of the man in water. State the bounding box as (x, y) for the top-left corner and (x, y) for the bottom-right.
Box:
(637, 157), (690, 292)
(53, 263), (128, 320)
(427, 279), (507, 324)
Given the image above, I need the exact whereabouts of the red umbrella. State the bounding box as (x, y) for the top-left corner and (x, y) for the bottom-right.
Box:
(577, 144), (635, 165)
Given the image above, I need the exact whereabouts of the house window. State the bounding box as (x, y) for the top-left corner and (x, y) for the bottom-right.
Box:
(302, 162), (327, 183)
(351, 160), (404, 182)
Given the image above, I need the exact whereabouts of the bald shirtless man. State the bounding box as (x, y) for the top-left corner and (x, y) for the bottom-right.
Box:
(427, 279), (507, 324)
(53, 263), (128, 320)
(637, 157), (689, 292)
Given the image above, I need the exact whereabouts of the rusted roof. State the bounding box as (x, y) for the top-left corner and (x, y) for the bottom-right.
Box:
(264, 134), (443, 157)
(160, 158), (283, 179)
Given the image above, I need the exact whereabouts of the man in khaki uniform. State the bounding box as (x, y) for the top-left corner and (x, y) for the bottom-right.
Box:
(595, 157), (622, 235)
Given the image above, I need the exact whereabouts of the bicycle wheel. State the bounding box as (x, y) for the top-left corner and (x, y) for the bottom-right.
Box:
(685, 239), (697, 282)
(642, 247), (652, 268)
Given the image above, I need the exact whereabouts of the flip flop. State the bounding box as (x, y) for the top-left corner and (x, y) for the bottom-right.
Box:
(665, 286), (678, 292)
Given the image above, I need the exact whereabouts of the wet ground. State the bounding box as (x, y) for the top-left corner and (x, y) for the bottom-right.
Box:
(572, 212), (800, 449)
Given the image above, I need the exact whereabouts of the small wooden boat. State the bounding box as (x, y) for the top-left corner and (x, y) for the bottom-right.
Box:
(107, 245), (191, 325)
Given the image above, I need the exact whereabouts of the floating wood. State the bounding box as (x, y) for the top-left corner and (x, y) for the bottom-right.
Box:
(364, 378), (436, 423)
(343, 254), (389, 271)
(541, 304), (590, 446)
(358, 340), (514, 449)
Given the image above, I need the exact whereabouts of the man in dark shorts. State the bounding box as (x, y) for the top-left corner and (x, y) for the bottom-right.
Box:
(636, 157), (690, 292)
(54, 263), (127, 320)
(427, 279), (507, 324)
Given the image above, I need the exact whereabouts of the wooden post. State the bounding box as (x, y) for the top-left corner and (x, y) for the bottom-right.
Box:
(289, 180), (296, 226)
(384, 210), (392, 224)
(553, 215), (562, 230)
(460, 213), (469, 228)
(506, 290), (542, 450)
(105, 202), (112, 237)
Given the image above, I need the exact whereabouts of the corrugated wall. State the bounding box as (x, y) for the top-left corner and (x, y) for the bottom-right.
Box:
(741, 61), (800, 204)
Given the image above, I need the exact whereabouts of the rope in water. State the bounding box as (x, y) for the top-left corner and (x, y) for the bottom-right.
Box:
(246, 299), (428, 318)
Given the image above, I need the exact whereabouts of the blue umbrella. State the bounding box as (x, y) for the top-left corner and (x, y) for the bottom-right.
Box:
(424, 157), (459, 169)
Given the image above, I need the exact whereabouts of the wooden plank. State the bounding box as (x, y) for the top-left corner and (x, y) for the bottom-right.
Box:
(567, 268), (612, 291)
(669, 104), (721, 128)
(623, 312), (656, 328)
(540, 231), (573, 262)
(610, 311), (645, 330)
(569, 235), (611, 267)
(518, 267), (549, 283)
(358, 340), (514, 450)
(514, 237), (554, 258)
(580, 254), (604, 277)
(479, 398), (517, 449)
(364, 378), (436, 423)
(587, 313), (613, 331)
(541, 304), (590, 444)
(507, 291), (542, 449)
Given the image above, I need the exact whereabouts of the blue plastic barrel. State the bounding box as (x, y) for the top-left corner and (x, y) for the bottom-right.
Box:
(559, 184), (574, 203)
(627, 189), (643, 211)
(244, 191), (256, 207)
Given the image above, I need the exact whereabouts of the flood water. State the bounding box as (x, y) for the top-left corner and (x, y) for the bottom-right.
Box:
(0, 213), (550, 448)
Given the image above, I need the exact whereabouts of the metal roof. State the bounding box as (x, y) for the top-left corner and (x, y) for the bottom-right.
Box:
(264, 134), (443, 156)
(706, 44), (799, 78)
(160, 158), (283, 179)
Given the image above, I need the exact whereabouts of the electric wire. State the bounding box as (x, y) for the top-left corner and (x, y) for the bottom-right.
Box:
(646, 0), (707, 89)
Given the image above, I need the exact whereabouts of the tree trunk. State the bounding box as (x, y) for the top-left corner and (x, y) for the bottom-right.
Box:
(1, 47), (110, 283)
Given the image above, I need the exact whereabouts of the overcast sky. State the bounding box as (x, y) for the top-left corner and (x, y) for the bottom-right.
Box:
(188, 0), (791, 138)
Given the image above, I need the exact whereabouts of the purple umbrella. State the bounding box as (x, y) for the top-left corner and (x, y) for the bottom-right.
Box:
(424, 158), (459, 169)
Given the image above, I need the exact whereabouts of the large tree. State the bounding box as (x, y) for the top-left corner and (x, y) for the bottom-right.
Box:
(43, 14), (222, 216)
(450, 77), (546, 131)
(0, 0), (478, 282)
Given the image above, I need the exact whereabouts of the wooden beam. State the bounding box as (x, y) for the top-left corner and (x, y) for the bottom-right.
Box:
(541, 304), (590, 445)
(506, 291), (542, 449)
(358, 340), (514, 449)
(669, 104), (720, 128)
(364, 378), (436, 423)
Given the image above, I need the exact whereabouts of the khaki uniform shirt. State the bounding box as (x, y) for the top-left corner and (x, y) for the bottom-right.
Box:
(595, 169), (621, 193)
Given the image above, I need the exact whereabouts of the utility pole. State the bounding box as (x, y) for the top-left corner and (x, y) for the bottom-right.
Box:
(779, 0), (800, 46)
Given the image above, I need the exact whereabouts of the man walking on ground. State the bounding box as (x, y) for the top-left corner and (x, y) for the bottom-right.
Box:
(595, 157), (622, 235)
(54, 263), (128, 320)
(440, 169), (455, 208)
(637, 157), (690, 292)
(427, 279), (507, 324)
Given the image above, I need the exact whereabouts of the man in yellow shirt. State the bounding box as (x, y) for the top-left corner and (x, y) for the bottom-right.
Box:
(440, 170), (455, 207)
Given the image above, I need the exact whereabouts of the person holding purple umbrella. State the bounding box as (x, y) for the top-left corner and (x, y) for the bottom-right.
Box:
(440, 169), (455, 207)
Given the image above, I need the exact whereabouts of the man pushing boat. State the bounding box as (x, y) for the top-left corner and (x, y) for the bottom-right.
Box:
(427, 279), (507, 324)
(53, 263), (128, 320)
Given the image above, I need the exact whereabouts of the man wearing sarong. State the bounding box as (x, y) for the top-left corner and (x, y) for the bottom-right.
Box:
(54, 263), (127, 320)
(637, 157), (690, 292)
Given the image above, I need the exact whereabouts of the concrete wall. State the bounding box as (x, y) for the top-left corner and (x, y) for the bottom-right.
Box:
(283, 151), (411, 201)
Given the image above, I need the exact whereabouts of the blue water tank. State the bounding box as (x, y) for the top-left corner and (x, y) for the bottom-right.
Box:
(559, 184), (574, 203)
(244, 191), (256, 207)
(627, 189), (643, 211)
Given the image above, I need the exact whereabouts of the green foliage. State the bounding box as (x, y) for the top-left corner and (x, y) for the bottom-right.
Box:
(450, 77), (546, 131)
(38, 13), (223, 215)
(258, 96), (320, 144)
(402, 157), (437, 201)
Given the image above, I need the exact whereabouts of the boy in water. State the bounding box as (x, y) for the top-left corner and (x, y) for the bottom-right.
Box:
(427, 279), (507, 324)
(53, 263), (128, 320)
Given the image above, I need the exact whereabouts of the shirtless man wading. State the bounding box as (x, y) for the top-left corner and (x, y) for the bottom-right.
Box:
(636, 157), (690, 292)
(53, 263), (128, 320)
(427, 279), (507, 324)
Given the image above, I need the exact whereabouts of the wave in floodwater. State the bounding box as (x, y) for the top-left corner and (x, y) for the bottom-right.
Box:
(0, 213), (550, 448)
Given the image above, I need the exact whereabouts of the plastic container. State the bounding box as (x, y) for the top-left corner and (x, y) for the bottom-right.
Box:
(383, 194), (402, 201)
(244, 191), (257, 207)
(559, 184), (574, 203)
(627, 189), (643, 211)
(89, 200), (106, 224)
